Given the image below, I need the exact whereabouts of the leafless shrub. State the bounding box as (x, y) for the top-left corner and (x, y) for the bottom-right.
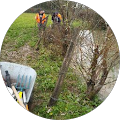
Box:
(35, 0), (119, 105)
(72, 26), (119, 99)
(44, 24), (71, 56)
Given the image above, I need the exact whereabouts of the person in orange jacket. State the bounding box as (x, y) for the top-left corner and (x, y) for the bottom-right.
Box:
(52, 12), (62, 23)
(35, 10), (46, 30)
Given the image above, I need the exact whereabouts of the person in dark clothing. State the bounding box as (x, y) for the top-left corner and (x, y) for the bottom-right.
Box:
(52, 12), (62, 23)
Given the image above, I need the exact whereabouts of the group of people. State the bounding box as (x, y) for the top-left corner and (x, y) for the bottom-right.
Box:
(35, 9), (62, 30)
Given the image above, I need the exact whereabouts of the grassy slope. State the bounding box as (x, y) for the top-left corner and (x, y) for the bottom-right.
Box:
(1, 13), (102, 120)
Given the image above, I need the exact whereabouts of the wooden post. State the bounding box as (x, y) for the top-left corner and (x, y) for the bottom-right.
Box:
(48, 36), (78, 106)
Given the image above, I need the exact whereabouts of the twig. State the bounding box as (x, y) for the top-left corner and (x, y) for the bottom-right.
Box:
(104, 80), (117, 85)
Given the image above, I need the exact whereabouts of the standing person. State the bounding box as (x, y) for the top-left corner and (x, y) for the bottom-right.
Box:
(35, 10), (46, 31)
(52, 12), (62, 24)
(35, 10), (48, 50)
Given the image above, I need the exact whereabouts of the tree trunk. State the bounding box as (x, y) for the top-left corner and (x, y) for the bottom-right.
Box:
(86, 46), (108, 99)
(86, 48), (109, 100)
(86, 46), (98, 99)
(86, 68), (108, 100)
(48, 38), (77, 106)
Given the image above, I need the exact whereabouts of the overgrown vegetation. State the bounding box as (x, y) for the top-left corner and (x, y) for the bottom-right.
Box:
(0, 13), (103, 120)
(1, 0), (119, 119)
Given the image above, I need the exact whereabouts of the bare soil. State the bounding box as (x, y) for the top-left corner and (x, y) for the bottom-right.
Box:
(0, 44), (33, 65)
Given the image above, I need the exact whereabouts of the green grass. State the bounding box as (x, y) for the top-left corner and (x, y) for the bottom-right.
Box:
(3, 13), (36, 49)
(1, 13), (102, 120)
(3, 13), (52, 49)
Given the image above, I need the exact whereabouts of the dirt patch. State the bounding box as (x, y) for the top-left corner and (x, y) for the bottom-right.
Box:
(0, 44), (33, 65)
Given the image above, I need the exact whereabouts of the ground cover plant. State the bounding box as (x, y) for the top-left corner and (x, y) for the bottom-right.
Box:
(0, 12), (103, 120)
(0, 0), (119, 119)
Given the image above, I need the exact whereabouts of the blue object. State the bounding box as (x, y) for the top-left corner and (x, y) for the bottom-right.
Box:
(15, 74), (31, 91)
